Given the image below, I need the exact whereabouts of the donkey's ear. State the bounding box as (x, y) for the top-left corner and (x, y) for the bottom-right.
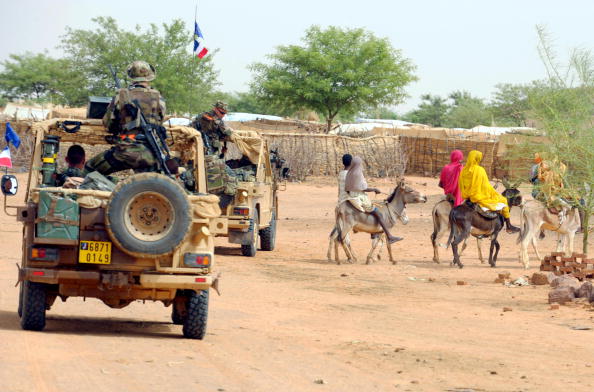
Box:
(501, 177), (510, 189)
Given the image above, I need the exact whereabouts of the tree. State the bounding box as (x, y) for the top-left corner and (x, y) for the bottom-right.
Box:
(60, 17), (219, 113)
(444, 91), (491, 128)
(360, 106), (400, 120)
(512, 26), (594, 253)
(225, 91), (272, 114)
(403, 94), (449, 126)
(251, 25), (417, 132)
(490, 83), (531, 126)
(0, 52), (80, 104)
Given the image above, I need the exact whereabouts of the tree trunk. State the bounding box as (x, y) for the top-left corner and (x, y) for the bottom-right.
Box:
(582, 209), (591, 255)
(326, 117), (332, 134)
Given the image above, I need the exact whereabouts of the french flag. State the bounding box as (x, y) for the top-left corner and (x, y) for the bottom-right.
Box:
(0, 147), (12, 168)
(193, 21), (208, 59)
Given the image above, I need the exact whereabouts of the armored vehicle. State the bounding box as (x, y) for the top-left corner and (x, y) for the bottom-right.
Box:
(5, 119), (220, 339)
(211, 130), (278, 257)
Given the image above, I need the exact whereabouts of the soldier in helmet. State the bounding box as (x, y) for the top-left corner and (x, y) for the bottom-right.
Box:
(192, 101), (232, 157)
(84, 60), (166, 175)
(192, 101), (239, 206)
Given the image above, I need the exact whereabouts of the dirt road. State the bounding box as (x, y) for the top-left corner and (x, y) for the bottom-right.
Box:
(1, 175), (593, 392)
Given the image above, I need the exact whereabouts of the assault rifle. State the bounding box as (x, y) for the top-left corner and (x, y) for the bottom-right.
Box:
(130, 99), (173, 176)
(108, 64), (121, 89)
(107, 65), (172, 176)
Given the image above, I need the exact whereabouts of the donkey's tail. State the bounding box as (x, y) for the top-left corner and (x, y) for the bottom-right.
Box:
(333, 206), (345, 244)
(446, 209), (457, 249)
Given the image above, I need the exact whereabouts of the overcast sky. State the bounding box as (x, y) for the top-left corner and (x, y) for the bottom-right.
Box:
(1, 0), (592, 113)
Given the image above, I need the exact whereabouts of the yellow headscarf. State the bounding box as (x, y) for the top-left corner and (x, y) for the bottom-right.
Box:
(459, 150), (508, 211)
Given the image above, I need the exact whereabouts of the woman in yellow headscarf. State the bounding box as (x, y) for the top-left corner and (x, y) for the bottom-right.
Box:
(459, 150), (520, 233)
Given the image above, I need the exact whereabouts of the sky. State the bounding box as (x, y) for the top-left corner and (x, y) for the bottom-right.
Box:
(1, 0), (593, 113)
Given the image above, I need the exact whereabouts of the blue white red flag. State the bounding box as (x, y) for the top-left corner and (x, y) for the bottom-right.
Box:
(0, 147), (12, 168)
(193, 21), (208, 59)
(5, 122), (20, 149)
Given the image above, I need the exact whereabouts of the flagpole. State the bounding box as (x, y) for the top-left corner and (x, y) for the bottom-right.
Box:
(194, 2), (198, 26)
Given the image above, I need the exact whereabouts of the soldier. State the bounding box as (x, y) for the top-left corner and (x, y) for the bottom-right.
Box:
(192, 101), (232, 157)
(192, 101), (239, 206)
(56, 145), (85, 186)
(84, 61), (166, 176)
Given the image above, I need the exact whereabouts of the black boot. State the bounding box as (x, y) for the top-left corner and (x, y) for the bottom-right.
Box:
(371, 209), (403, 244)
(505, 217), (520, 234)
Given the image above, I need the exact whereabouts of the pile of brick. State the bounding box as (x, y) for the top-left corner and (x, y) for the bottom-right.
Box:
(540, 252), (594, 280)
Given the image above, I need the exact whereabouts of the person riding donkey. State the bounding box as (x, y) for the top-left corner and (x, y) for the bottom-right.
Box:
(337, 154), (352, 204)
(344, 156), (403, 243)
(459, 150), (520, 234)
(439, 149), (464, 206)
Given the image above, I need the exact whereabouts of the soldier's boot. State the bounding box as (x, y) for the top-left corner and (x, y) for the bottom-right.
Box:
(505, 218), (521, 234)
(370, 209), (403, 244)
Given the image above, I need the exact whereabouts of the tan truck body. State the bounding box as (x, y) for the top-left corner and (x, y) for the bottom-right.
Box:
(9, 119), (219, 338)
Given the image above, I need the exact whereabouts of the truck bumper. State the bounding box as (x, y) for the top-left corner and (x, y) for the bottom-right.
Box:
(19, 267), (214, 292)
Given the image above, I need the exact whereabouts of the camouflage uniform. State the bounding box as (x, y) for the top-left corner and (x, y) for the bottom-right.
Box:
(56, 167), (84, 186)
(192, 102), (239, 196)
(192, 103), (233, 157)
(84, 61), (166, 175)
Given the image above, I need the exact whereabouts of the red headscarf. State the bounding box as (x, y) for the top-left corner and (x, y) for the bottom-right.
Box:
(440, 150), (464, 206)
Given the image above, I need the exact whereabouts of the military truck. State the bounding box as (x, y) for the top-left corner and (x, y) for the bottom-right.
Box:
(211, 130), (278, 257)
(4, 119), (220, 339)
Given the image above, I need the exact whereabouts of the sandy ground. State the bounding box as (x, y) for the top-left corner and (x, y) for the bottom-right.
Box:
(1, 174), (593, 392)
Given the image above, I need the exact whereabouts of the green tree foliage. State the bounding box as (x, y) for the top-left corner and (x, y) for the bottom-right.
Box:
(513, 26), (594, 252)
(60, 17), (219, 114)
(0, 52), (81, 104)
(251, 25), (417, 132)
(490, 83), (531, 126)
(444, 91), (491, 128)
(360, 106), (400, 120)
(403, 94), (449, 126)
(225, 91), (271, 114)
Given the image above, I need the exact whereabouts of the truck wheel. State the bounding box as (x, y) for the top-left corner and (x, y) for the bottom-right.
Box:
(241, 213), (259, 257)
(171, 291), (188, 325)
(182, 290), (209, 339)
(259, 211), (277, 251)
(17, 283), (24, 318)
(106, 173), (192, 258)
(20, 281), (47, 331)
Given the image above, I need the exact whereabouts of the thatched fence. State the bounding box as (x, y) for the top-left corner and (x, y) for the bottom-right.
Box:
(2, 120), (519, 180)
(262, 132), (500, 180)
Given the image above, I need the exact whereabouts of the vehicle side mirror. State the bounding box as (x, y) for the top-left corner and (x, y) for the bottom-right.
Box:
(1, 175), (18, 196)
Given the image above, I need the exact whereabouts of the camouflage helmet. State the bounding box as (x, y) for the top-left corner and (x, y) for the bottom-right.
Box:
(127, 61), (156, 82)
(214, 101), (228, 114)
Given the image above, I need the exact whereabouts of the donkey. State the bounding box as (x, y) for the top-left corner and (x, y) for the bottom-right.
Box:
(517, 200), (581, 269)
(446, 190), (523, 269)
(328, 182), (427, 265)
(431, 180), (522, 264)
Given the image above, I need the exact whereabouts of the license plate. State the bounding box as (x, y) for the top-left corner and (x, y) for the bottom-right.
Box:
(78, 241), (112, 264)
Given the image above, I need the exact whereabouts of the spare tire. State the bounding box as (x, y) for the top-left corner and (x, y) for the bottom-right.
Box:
(106, 173), (192, 258)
